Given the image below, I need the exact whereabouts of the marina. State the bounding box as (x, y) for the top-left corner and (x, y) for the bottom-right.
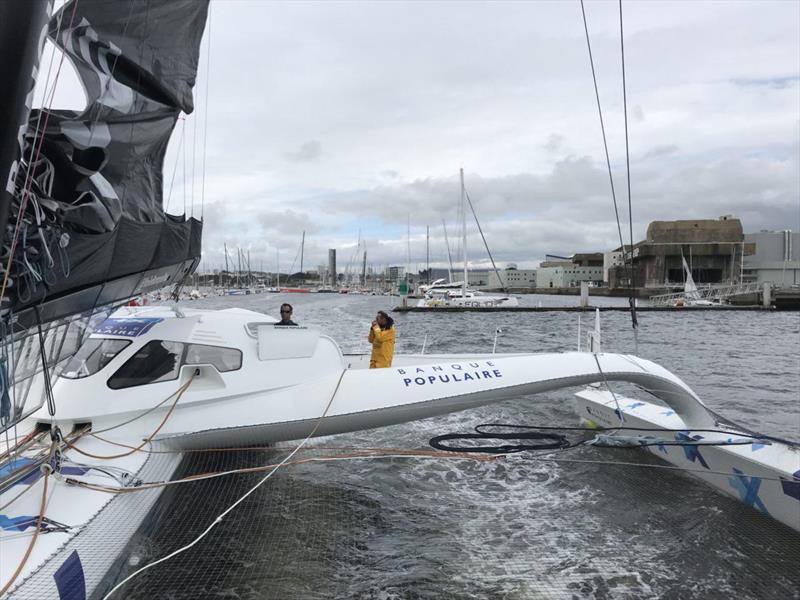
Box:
(0, 0), (797, 599)
(394, 304), (777, 313)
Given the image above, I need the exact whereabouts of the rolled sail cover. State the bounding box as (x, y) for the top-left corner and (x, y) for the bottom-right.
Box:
(7, 0), (208, 317)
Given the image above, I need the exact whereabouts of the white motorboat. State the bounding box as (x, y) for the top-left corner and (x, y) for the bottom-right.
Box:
(417, 279), (519, 308)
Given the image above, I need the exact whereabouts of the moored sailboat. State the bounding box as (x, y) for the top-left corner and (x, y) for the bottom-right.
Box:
(417, 170), (519, 308)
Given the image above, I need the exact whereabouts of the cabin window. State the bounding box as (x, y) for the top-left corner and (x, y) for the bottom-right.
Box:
(184, 344), (242, 372)
(61, 338), (131, 379)
(107, 340), (184, 389)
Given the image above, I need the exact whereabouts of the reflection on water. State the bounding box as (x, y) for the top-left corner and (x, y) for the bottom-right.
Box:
(114, 293), (799, 599)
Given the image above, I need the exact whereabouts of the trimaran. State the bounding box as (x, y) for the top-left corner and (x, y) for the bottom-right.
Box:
(0, 2), (797, 599)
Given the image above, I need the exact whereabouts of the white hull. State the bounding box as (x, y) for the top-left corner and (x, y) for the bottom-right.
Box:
(2, 306), (797, 599)
(575, 389), (800, 532)
(416, 295), (519, 308)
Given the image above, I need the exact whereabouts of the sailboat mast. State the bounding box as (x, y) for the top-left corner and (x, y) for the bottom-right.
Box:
(236, 248), (242, 288)
(300, 230), (305, 276)
(362, 250), (367, 288)
(426, 225), (430, 284)
(406, 215), (411, 291)
(461, 168), (467, 298)
(442, 218), (454, 283)
(223, 243), (230, 287)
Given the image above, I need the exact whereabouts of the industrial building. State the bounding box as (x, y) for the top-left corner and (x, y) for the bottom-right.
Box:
(607, 216), (755, 289)
(743, 230), (799, 286)
(487, 265), (537, 289)
(537, 263), (603, 288)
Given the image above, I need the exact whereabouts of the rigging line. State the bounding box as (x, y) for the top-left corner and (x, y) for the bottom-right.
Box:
(200, 8), (211, 220)
(442, 218), (455, 282)
(182, 117), (187, 216)
(6, 319), (21, 466)
(88, 381), (192, 436)
(510, 453), (790, 482)
(34, 310), (56, 420)
(102, 368), (348, 600)
(592, 353), (625, 425)
(165, 116), (186, 213)
(579, 0), (636, 332)
(63, 375), (194, 461)
(618, 0), (638, 332)
(191, 104), (197, 220)
(0, 441), (54, 597)
(18, 2), (64, 199)
(69, 451), (498, 495)
(0, 0), (79, 306)
(464, 188), (506, 294)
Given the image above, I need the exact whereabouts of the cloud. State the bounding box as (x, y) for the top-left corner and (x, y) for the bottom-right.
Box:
(38, 0), (799, 273)
(543, 134), (566, 153)
(640, 145), (679, 160)
(258, 209), (318, 235)
(284, 140), (322, 162)
(731, 75), (800, 90)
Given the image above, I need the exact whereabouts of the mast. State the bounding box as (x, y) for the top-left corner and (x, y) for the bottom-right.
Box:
(276, 248), (280, 289)
(0, 1), (51, 250)
(442, 218), (454, 283)
(224, 242), (230, 287)
(426, 225), (430, 284)
(361, 249), (367, 288)
(406, 215), (411, 292)
(300, 230), (305, 277)
(461, 168), (467, 298)
(464, 186), (506, 293)
(247, 249), (252, 287)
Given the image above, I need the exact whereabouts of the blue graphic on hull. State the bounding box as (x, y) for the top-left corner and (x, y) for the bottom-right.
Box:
(676, 431), (710, 469)
(0, 514), (65, 532)
(729, 468), (769, 515)
(54, 550), (86, 600)
(780, 469), (800, 502)
(94, 317), (163, 337)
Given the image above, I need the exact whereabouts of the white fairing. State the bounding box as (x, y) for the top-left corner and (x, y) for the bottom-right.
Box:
(37, 307), (714, 451)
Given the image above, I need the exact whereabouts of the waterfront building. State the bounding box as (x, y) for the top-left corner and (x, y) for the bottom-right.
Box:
(537, 264), (603, 288)
(488, 266), (537, 289)
(607, 216), (755, 289)
(743, 230), (800, 286)
(467, 269), (490, 288)
(603, 251), (624, 284)
(386, 266), (405, 282)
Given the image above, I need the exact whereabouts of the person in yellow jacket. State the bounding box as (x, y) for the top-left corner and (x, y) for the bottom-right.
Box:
(368, 311), (396, 368)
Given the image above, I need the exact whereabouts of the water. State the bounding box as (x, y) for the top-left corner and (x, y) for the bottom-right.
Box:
(115, 293), (799, 600)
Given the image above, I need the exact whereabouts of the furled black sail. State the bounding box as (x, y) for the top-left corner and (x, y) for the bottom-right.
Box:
(2, 0), (208, 329)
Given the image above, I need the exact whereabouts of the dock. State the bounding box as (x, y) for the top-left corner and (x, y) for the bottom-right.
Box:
(393, 305), (773, 313)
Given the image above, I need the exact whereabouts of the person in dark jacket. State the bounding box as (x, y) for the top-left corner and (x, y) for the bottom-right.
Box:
(275, 303), (298, 326)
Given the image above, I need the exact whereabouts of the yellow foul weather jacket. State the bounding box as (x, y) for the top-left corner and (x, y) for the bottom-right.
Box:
(368, 325), (395, 368)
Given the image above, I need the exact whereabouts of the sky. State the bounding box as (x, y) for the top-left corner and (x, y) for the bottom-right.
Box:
(42, 0), (800, 274)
